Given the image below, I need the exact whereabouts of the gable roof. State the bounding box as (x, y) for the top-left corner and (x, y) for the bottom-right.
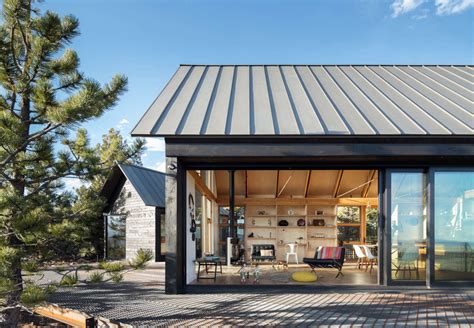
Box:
(132, 65), (473, 137)
(100, 163), (166, 208)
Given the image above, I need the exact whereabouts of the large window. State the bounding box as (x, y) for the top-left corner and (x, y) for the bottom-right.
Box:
(337, 206), (361, 243)
(390, 172), (427, 281)
(106, 214), (126, 259)
(434, 171), (474, 281)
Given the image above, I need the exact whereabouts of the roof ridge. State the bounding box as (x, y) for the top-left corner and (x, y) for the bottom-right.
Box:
(118, 162), (167, 175)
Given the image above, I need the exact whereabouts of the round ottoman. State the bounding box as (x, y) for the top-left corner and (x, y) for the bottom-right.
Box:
(291, 271), (318, 282)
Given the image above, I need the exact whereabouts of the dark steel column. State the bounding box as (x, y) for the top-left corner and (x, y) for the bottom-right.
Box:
(377, 169), (385, 286)
(229, 170), (235, 240)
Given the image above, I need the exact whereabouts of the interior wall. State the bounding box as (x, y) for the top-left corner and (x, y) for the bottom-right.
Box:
(186, 172), (196, 284)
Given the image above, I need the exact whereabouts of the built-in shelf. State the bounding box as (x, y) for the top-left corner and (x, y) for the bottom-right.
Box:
(307, 215), (337, 218)
(247, 238), (276, 240)
(308, 237), (336, 240)
(245, 204), (338, 261)
(247, 215), (277, 218)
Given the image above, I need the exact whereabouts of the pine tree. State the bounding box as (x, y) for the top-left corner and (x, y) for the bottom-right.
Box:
(0, 0), (128, 321)
(67, 128), (145, 260)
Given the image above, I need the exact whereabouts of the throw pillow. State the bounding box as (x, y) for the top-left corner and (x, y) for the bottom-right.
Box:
(260, 249), (273, 257)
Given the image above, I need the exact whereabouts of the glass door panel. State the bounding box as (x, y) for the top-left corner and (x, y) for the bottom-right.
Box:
(390, 172), (427, 281)
(434, 171), (474, 281)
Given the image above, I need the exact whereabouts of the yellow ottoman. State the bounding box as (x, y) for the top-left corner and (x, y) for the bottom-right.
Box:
(291, 271), (318, 282)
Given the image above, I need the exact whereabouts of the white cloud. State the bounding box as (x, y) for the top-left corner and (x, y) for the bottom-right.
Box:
(145, 138), (166, 152)
(116, 118), (130, 130)
(435, 0), (474, 14)
(391, 0), (425, 17)
(155, 161), (166, 173)
(391, 0), (473, 17)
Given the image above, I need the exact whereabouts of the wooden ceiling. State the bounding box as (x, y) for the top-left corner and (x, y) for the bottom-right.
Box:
(215, 170), (378, 199)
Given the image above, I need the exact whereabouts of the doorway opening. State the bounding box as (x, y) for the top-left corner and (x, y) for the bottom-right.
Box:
(187, 169), (379, 286)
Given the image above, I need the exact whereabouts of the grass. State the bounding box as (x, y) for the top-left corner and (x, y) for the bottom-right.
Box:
(60, 273), (79, 287)
(88, 271), (104, 283)
(22, 261), (39, 273)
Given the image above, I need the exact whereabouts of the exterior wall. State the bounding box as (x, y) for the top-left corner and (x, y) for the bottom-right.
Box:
(110, 179), (157, 261)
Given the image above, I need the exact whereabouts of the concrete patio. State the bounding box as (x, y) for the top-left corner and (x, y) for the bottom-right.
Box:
(44, 265), (474, 327)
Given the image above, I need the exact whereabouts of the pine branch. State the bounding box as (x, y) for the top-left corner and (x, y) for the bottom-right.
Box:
(0, 123), (61, 169)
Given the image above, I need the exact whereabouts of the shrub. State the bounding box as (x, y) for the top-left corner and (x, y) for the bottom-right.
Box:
(20, 283), (48, 306)
(129, 249), (153, 270)
(60, 273), (79, 286)
(110, 272), (123, 283)
(101, 261), (124, 273)
(88, 272), (103, 283)
(22, 261), (39, 273)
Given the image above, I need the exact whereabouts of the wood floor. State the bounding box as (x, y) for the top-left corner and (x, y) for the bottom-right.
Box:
(192, 262), (378, 286)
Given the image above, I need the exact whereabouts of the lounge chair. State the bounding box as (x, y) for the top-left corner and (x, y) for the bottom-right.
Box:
(303, 246), (346, 278)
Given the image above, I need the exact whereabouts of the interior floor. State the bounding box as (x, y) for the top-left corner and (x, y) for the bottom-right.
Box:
(191, 262), (378, 286)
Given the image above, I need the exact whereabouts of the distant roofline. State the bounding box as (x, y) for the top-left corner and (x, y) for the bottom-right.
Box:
(118, 162), (166, 176)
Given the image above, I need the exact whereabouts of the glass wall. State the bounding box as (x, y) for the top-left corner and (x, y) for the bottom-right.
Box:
(390, 172), (426, 281)
(434, 171), (474, 281)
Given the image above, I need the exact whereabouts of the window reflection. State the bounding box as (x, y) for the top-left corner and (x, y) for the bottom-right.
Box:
(390, 173), (426, 280)
(106, 214), (126, 259)
(434, 171), (474, 281)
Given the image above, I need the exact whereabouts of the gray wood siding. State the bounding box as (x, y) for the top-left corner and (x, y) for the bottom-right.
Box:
(111, 180), (156, 261)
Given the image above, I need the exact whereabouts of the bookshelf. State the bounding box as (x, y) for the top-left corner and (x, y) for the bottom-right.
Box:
(244, 204), (338, 261)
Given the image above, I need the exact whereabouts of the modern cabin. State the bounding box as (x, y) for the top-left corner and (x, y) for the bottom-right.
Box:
(132, 65), (474, 293)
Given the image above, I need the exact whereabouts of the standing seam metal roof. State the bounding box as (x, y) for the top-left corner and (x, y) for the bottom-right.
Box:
(118, 164), (166, 208)
(132, 65), (474, 136)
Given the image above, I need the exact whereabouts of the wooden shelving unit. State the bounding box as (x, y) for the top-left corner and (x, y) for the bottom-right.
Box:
(244, 204), (338, 261)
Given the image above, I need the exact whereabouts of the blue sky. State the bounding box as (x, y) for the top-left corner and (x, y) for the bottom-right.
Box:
(39, 0), (473, 183)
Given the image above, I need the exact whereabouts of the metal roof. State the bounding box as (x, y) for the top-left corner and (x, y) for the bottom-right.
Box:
(132, 65), (473, 136)
(101, 164), (166, 208)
